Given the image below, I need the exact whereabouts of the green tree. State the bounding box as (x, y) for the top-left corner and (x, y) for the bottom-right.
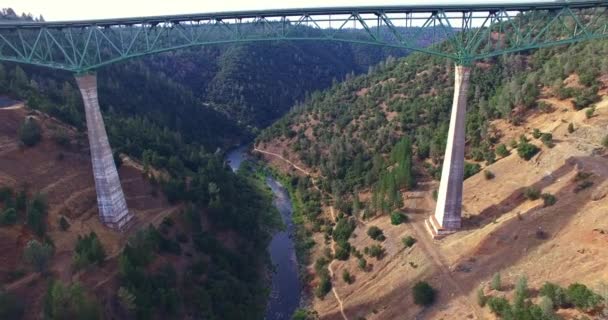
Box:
(367, 226), (385, 241)
(23, 239), (53, 274)
(402, 236), (417, 248)
(342, 269), (353, 284)
(19, 117), (42, 147)
(517, 141), (540, 160)
(0, 290), (24, 320)
(0, 208), (17, 225)
(567, 283), (602, 310)
(412, 281), (436, 306)
(44, 280), (101, 320)
(539, 282), (568, 308)
(292, 308), (318, 320)
(491, 272), (502, 291)
(73, 232), (106, 269)
(390, 211), (407, 225)
(496, 144), (510, 158)
(26, 193), (47, 236)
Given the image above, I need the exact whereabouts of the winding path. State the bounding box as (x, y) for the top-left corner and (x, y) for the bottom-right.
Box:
(408, 189), (483, 319)
(253, 148), (313, 176)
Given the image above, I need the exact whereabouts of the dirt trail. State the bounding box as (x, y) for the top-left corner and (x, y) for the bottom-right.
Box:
(253, 147), (313, 176)
(4, 273), (39, 292)
(409, 190), (483, 319)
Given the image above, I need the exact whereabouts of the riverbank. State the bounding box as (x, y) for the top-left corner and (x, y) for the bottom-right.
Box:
(226, 146), (304, 320)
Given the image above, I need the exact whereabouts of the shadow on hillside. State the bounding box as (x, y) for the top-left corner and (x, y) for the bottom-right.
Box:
(329, 156), (606, 320)
(461, 157), (579, 230)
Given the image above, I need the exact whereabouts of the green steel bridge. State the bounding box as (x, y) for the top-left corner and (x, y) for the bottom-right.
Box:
(1, 1), (607, 233)
(0, 1), (607, 72)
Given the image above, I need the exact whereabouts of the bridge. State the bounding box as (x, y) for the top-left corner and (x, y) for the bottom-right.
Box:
(0, 1), (607, 233)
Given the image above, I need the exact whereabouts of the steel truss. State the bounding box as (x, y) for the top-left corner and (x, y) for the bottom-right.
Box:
(0, 1), (607, 72)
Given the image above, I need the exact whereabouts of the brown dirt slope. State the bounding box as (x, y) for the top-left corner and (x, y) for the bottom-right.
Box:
(0, 104), (176, 319)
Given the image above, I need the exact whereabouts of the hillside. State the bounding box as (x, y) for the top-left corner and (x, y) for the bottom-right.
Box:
(0, 103), (174, 318)
(0, 100), (283, 319)
(256, 38), (608, 319)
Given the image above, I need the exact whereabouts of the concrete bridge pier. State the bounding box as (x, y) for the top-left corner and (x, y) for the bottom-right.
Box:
(426, 64), (470, 238)
(75, 73), (133, 230)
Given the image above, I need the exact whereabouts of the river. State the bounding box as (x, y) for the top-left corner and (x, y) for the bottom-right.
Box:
(226, 146), (302, 320)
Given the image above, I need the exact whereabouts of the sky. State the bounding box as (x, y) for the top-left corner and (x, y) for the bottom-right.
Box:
(5, 0), (550, 21)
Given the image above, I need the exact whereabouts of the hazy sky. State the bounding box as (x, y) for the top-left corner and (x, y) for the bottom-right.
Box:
(6, 0), (550, 21)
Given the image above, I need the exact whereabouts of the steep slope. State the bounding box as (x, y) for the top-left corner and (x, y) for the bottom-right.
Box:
(257, 38), (608, 319)
(0, 103), (176, 318)
(0, 99), (282, 319)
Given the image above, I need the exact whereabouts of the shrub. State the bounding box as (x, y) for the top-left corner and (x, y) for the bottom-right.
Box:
(585, 106), (595, 119)
(540, 133), (554, 147)
(19, 117), (42, 147)
(368, 244), (385, 259)
(73, 232), (106, 269)
(574, 180), (593, 193)
(315, 275), (332, 298)
(567, 283), (602, 310)
(26, 193), (47, 236)
(334, 244), (350, 261)
(491, 272), (502, 291)
(540, 282), (568, 308)
(333, 218), (356, 243)
(539, 296), (555, 318)
(402, 236), (417, 248)
(43, 281), (101, 319)
(487, 296), (512, 317)
(412, 281), (436, 306)
(58, 216), (70, 231)
(539, 101), (552, 113)
(0, 186), (12, 202)
(541, 193), (556, 207)
(23, 240), (53, 274)
(464, 162), (481, 180)
(367, 226), (385, 241)
(533, 128), (542, 139)
(524, 187), (541, 200)
(495, 144), (510, 158)
(51, 129), (70, 147)
(0, 208), (17, 225)
(0, 290), (24, 319)
(574, 89), (599, 110)
(390, 211), (407, 225)
(357, 258), (367, 270)
(477, 287), (487, 307)
(602, 135), (608, 148)
(342, 270), (353, 284)
(517, 141), (540, 160)
(509, 139), (518, 149)
(568, 122), (575, 133)
(484, 170), (495, 180)
(292, 308), (318, 320)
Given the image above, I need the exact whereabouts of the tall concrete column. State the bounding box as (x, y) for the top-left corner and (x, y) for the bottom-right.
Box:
(427, 64), (470, 238)
(75, 73), (133, 230)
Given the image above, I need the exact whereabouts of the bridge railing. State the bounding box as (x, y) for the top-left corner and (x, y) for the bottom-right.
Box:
(0, 2), (607, 71)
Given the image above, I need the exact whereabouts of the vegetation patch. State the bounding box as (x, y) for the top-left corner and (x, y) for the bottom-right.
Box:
(412, 281), (436, 306)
